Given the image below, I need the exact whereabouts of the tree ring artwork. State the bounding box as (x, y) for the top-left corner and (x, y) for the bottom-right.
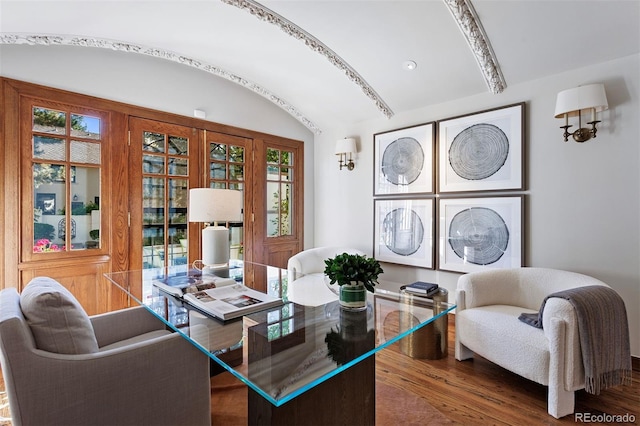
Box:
(382, 208), (424, 256)
(381, 137), (424, 185)
(449, 123), (509, 180)
(448, 207), (509, 265)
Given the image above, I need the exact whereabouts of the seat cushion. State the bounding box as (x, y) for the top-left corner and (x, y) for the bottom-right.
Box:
(20, 277), (99, 354)
(287, 273), (338, 306)
(457, 305), (550, 385)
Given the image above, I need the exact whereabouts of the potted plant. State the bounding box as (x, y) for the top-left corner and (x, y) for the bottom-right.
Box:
(323, 253), (383, 310)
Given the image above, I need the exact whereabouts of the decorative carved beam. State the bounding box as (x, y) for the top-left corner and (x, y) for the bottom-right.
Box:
(443, 0), (506, 94)
(221, 0), (394, 119)
(0, 33), (323, 135)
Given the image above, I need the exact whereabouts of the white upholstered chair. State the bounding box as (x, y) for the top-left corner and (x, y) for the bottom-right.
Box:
(455, 267), (609, 418)
(286, 247), (365, 306)
(0, 277), (211, 426)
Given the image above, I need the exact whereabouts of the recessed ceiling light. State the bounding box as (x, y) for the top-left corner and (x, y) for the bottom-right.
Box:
(402, 60), (417, 71)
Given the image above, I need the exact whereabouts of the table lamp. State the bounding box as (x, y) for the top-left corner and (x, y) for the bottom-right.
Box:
(188, 188), (243, 267)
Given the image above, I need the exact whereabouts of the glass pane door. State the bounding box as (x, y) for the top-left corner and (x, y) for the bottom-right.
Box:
(141, 132), (190, 268)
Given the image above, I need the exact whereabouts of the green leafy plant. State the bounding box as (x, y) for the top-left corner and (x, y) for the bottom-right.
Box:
(34, 223), (55, 240)
(89, 229), (100, 241)
(323, 253), (383, 293)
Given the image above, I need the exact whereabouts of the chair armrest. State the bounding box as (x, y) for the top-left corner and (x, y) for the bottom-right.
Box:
(457, 270), (522, 308)
(90, 306), (165, 347)
(15, 332), (210, 425)
(542, 297), (584, 390)
(455, 289), (467, 311)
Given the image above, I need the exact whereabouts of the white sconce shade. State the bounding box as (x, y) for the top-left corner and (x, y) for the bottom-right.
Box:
(335, 137), (357, 155)
(188, 188), (243, 266)
(554, 83), (608, 118)
(554, 83), (608, 143)
(335, 137), (357, 171)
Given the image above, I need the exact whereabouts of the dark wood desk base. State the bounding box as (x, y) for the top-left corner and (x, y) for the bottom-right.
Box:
(248, 355), (375, 425)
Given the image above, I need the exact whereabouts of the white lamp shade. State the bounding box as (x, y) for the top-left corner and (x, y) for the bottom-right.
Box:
(188, 188), (243, 223)
(335, 138), (357, 155)
(554, 83), (608, 118)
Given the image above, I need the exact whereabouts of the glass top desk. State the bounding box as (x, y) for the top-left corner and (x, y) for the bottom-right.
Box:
(105, 260), (455, 425)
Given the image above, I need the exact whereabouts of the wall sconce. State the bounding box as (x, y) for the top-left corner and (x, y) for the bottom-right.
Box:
(335, 138), (356, 171)
(554, 83), (608, 143)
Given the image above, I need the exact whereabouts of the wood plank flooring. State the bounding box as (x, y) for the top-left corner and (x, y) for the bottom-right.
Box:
(377, 315), (639, 425)
(1, 315), (638, 425)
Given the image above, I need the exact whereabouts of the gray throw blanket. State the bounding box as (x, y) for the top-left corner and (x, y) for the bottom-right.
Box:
(518, 285), (632, 395)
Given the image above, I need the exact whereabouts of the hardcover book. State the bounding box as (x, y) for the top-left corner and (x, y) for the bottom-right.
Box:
(399, 281), (439, 296)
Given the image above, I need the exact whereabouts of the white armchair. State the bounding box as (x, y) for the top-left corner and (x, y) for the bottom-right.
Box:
(455, 267), (609, 418)
(0, 278), (211, 426)
(287, 247), (365, 306)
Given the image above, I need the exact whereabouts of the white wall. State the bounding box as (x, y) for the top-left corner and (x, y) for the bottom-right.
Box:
(314, 54), (640, 356)
(0, 44), (316, 247)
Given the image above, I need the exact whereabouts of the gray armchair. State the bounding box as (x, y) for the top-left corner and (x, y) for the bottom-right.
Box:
(0, 280), (211, 426)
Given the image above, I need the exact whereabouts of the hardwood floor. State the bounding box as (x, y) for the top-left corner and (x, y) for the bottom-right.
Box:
(377, 315), (639, 425)
(1, 315), (638, 425)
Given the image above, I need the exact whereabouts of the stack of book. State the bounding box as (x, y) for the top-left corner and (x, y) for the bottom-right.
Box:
(399, 281), (440, 298)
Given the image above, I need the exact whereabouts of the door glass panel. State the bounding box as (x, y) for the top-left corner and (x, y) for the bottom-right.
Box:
(267, 181), (279, 237)
(210, 162), (226, 180)
(70, 141), (101, 164)
(70, 114), (101, 140)
(210, 143), (226, 160)
(168, 135), (188, 155)
(267, 148), (279, 164)
(229, 164), (244, 181)
(168, 158), (188, 176)
(30, 104), (104, 254)
(280, 183), (292, 236)
(206, 138), (245, 260)
(265, 148), (294, 238)
(143, 132), (165, 153)
(168, 178), (188, 266)
(141, 129), (190, 269)
(33, 164), (65, 252)
(33, 107), (66, 135)
(143, 154), (165, 174)
(143, 177), (165, 225)
(33, 136), (65, 161)
(229, 146), (244, 163)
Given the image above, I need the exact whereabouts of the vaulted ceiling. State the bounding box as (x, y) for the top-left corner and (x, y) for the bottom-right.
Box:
(1, 0), (638, 134)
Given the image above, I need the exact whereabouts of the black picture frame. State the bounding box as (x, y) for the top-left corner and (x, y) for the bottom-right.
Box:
(35, 193), (56, 215)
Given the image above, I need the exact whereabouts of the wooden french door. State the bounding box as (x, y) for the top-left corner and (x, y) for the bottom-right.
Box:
(251, 137), (304, 272)
(128, 117), (303, 297)
(128, 118), (201, 295)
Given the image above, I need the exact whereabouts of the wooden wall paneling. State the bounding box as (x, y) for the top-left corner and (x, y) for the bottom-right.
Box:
(0, 81), (5, 288)
(1, 80), (21, 290)
(20, 259), (111, 315)
(109, 112), (129, 310)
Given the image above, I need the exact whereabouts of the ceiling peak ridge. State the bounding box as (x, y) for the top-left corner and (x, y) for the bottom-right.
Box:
(0, 32), (322, 135)
(221, 0), (394, 119)
(444, 0), (506, 94)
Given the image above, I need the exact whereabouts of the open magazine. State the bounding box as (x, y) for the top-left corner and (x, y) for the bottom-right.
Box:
(153, 269), (237, 298)
(184, 284), (283, 321)
(152, 269), (282, 321)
